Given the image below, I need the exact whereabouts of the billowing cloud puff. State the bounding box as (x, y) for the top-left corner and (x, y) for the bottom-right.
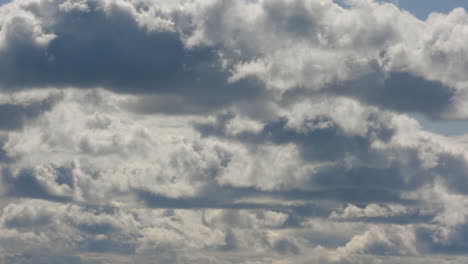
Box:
(1, 0), (468, 263)
(2, 0), (468, 118)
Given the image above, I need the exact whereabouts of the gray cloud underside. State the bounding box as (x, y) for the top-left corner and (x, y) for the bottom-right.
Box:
(2, 0), (468, 118)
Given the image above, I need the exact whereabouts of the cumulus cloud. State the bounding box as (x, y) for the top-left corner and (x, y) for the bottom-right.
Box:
(0, 0), (266, 116)
(2, 0), (468, 118)
(180, 0), (468, 119)
(1, 0), (468, 263)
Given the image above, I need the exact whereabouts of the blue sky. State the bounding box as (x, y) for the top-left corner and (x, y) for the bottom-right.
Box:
(335, 0), (468, 19)
(395, 0), (468, 19)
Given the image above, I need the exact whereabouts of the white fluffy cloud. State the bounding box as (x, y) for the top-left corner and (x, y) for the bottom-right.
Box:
(1, 0), (468, 263)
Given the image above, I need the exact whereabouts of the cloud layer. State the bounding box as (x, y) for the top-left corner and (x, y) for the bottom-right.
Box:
(1, 0), (468, 263)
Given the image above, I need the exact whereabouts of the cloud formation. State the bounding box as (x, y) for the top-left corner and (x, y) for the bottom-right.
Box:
(1, 0), (468, 263)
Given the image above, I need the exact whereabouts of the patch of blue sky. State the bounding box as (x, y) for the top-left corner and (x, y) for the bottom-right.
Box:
(335, 0), (468, 19)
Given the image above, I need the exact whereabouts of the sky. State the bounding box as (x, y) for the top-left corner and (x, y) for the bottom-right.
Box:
(2, 0), (468, 263)
(396, 0), (468, 19)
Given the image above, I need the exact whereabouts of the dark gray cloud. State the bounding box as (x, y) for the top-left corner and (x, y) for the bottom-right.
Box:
(194, 113), (430, 192)
(273, 239), (300, 255)
(0, 0), (265, 115)
(3, 250), (84, 264)
(0, 136), (12, 163)
(332, 72), (456, 119)
(196, 113), (394, 160)
(82, 238), (136, 255)
(0, 94), (60, 131)
(1, 167), (72, 202)
(281, 71), (457, 120)
(413, 220), (468, 256)
(3, 209), (52, 230)
(0, 1), (197, 92)
(434, 153), (468, 194)
(136, 186), (409, 216)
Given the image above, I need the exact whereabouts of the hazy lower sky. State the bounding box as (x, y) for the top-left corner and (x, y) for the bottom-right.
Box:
(1, 1), (468, 263)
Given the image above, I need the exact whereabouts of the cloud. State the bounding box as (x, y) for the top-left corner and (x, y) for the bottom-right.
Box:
(0, 87), (464, 262)
(193, 97), (468, 200)
(2, 0), (468, 118)
(1, 0), (468, 263)
(329, 203), (433, 224)
(0, 90), (61, 131)
(181, 0), (468, 119)
(1, 167), (73, 202)
(0, 0), (265, 116)
(0, 77), (465, 263)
